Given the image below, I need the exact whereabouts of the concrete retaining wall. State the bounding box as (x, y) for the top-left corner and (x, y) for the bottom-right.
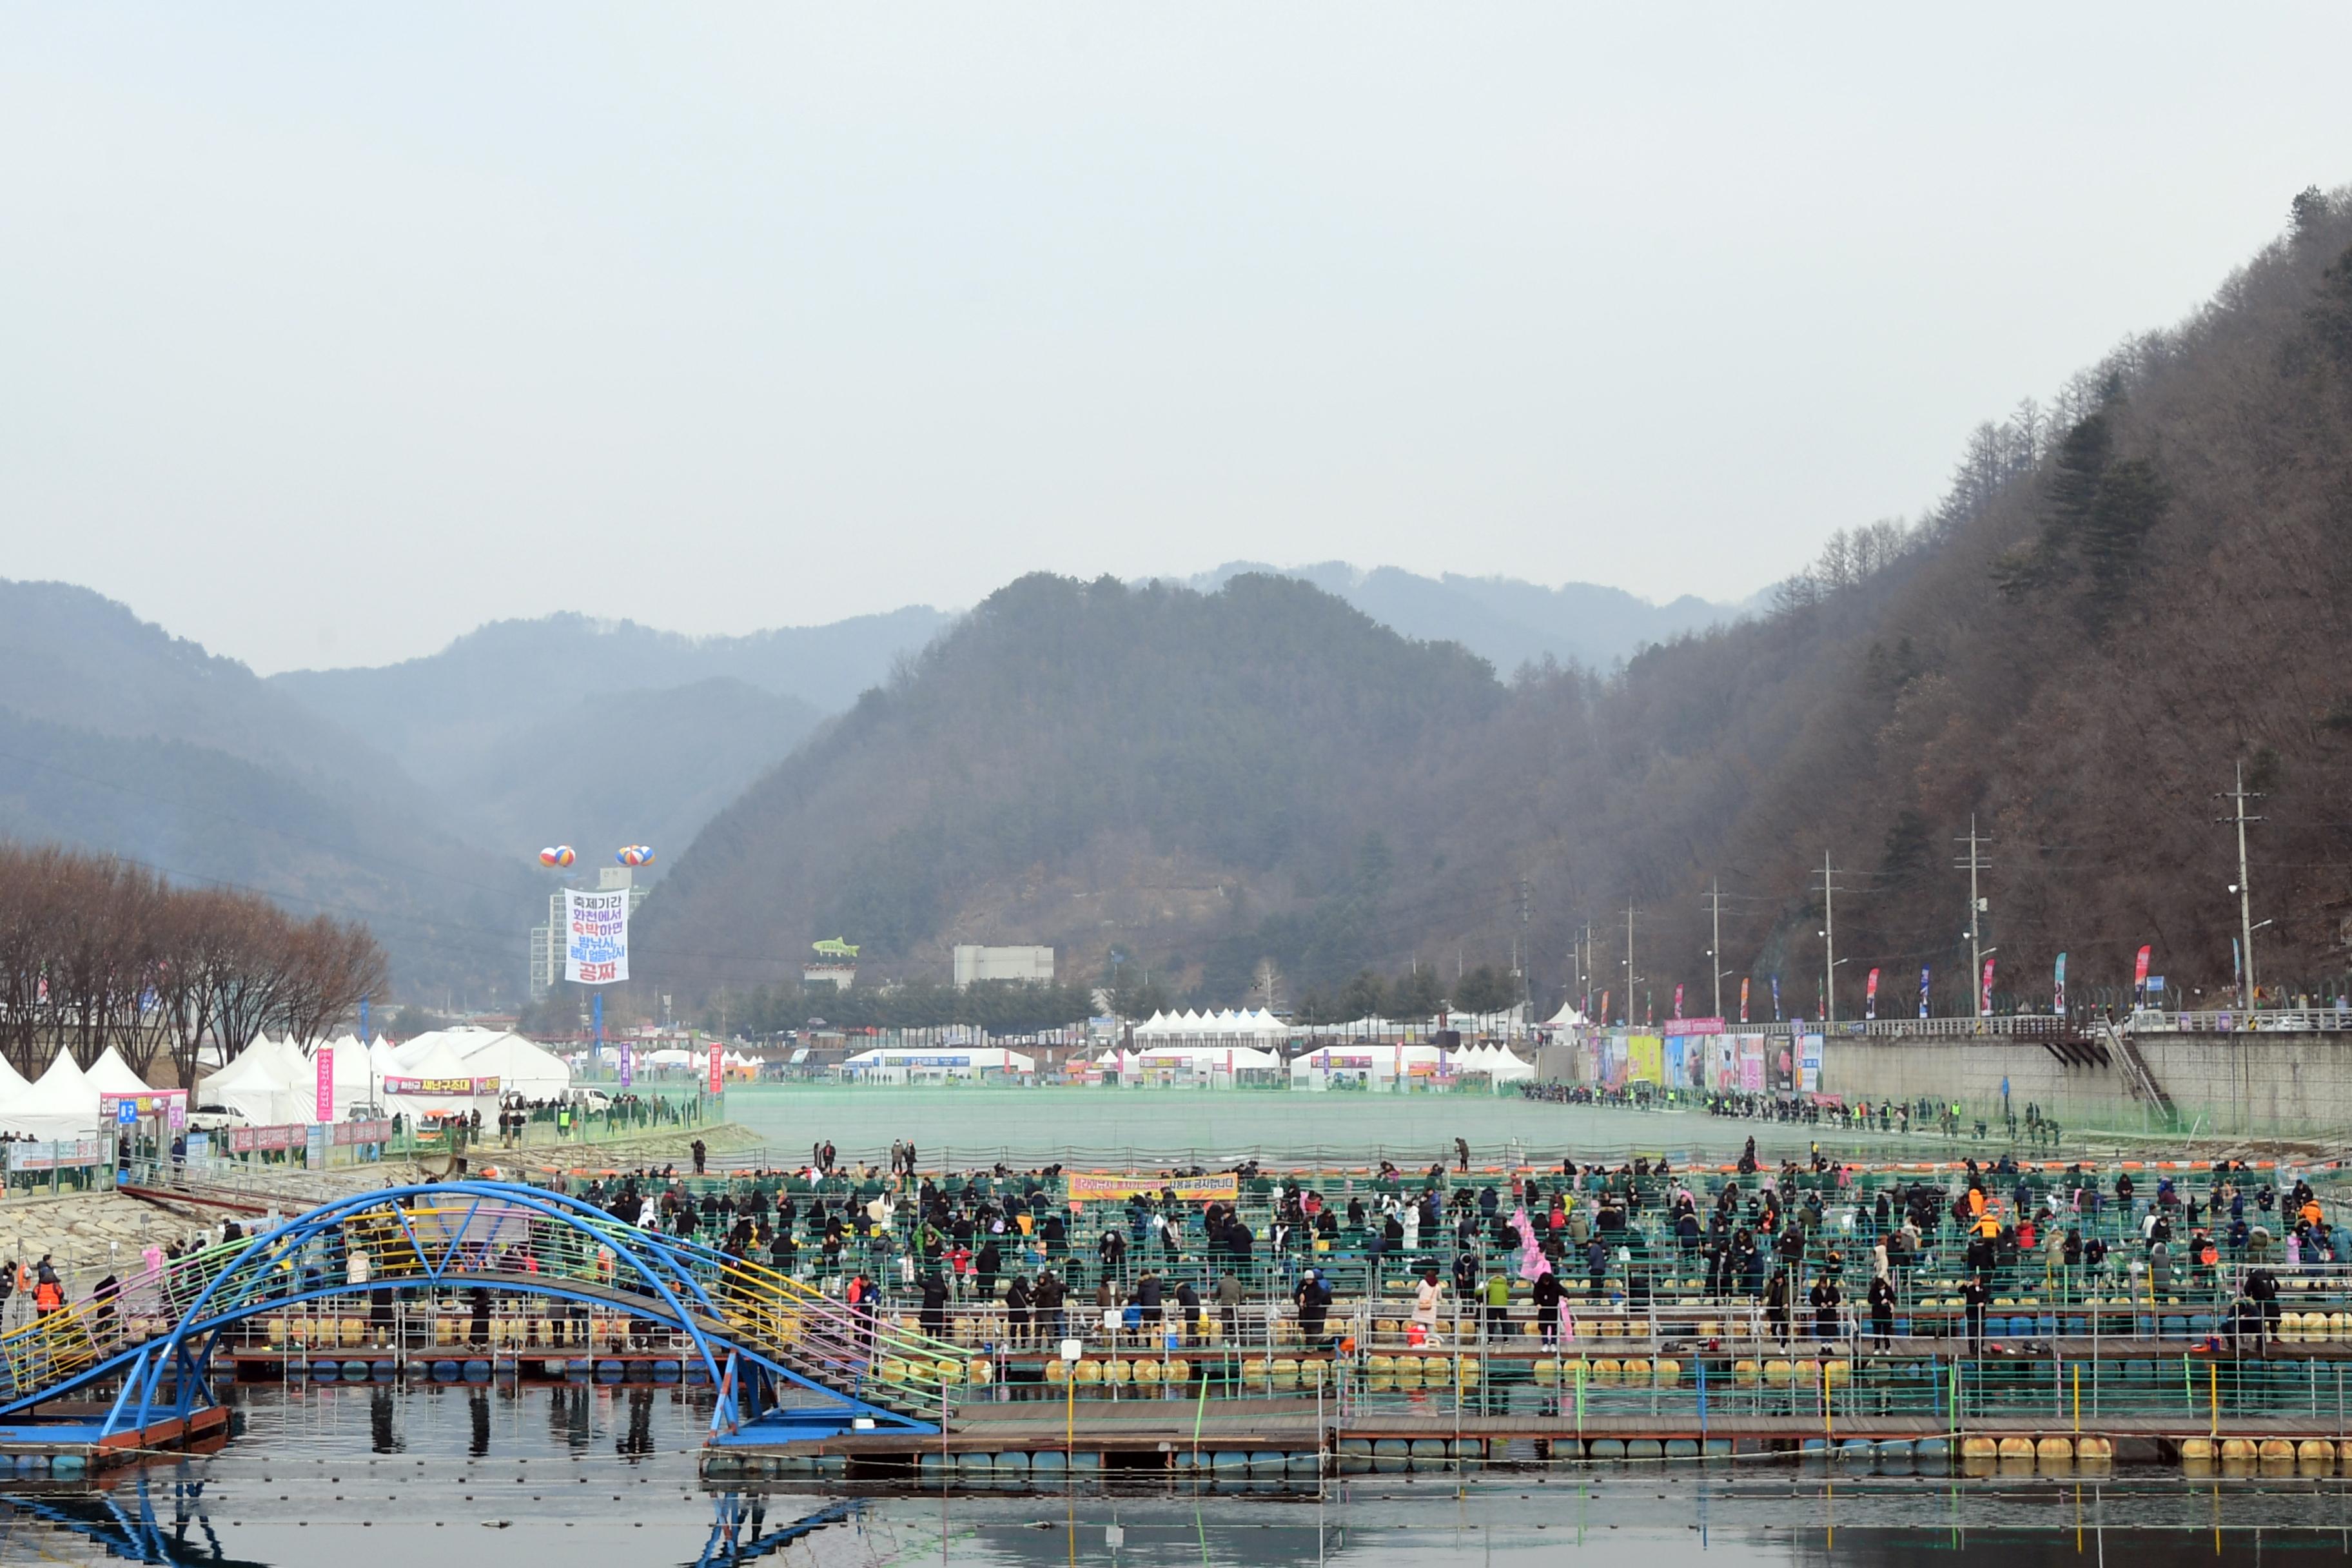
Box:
(1820, 1032), (2352, 1137)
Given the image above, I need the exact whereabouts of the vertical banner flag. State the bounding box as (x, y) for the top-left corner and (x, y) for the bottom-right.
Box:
(1672, 983), (1685, 1019)
(593, 992), (604, 1056)
(564, 887), (631, 983)
(1644, 990), (1654, 1026)
(315, 1045), (334, 1124)
(358, 998), (369, 1046)
(1979, 958), (1995, 1017)
(618, 1041), (634, 1088)
(2231, 937), (2242, 994)
(1599, 990), (1611, 1026)
(2133, 944), (2151, 998)
(1738, 976), (1750, 1024)
(2053, 952), (2067, 1013)
(707, 1037), (724, 1095)
(1865, 967), (1880, 1020)
(1919, 966), (1931, 1019)
(1770, 975), (1781, 1022)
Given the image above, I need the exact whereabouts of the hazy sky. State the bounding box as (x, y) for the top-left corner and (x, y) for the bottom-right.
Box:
(5, 6), (2347, 674)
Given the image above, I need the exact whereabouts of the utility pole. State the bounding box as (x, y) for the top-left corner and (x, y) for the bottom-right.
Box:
(1812, 854), (1841, 1024)
(2215, 762), (2265, 1010)
(1623, 903), (1642, 1024)
(1705, 879), (1726, 1021)
(1955, 817), (1991, 1017)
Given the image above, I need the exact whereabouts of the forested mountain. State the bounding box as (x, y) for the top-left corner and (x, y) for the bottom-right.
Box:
(643, 188), (2352, 1022)
(634, 572), (1504, 1001)
(0, 583), (534, 1001)
(1432, 184), (2352, 1019)
(1179, 562), (1741, 676)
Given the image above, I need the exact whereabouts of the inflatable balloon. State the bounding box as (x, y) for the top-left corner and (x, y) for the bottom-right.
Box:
(538, 845), (576, 867)
(617, 845), (656, 867)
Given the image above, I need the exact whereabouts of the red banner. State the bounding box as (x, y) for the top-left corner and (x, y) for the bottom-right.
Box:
(1865, 967), (1879, 1020)
(1738, 977), (1749, 1024)
(707, 1040), (723, 1095)
(2133, 945), (2151, 990)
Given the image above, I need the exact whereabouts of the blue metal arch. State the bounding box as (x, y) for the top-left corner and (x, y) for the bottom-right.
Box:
(0, 1182), (939, 1436)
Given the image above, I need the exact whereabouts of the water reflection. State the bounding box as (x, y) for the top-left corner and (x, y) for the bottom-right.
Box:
(3, 1388), (2351, 1567)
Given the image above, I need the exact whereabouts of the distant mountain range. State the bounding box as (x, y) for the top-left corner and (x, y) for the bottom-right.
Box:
(1, 564), (1729, 1004)
(1171, 563), (1750, 676)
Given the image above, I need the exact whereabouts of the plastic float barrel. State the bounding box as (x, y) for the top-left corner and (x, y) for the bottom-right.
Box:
(2036, 1436), (2072, 1468)
(2298, 1439), (2337, 1469)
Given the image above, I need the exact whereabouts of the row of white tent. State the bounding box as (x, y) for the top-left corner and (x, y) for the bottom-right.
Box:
(1129, 1009), (1289, 1039)
(199, 1028), (574, 1128)
(0, 1047), (157, 1142)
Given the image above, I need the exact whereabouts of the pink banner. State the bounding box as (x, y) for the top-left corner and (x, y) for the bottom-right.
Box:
(315, 1045), (335, 1124)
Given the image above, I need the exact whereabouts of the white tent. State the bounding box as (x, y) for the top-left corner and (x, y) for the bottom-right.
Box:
(378, 1033), (487, 1122)
(83, 1046), (152, 1099)
(1541, 1001), (1589, 1030)
(446, 1028), (573, 1099)
(0, 1054), (88, 1140)
(196, 1035), (312, 1125)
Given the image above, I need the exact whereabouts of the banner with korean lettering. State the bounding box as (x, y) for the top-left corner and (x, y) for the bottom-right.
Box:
(1865, 967), (1879, 1020)
(315, 1045), (335, 1124)
(707, 1039), (724, 1095)
(564, 888), (631, 984)
(1919, 966), (1930, 1019)
(619, 1043), (634, 1088)
(1068, 1171), (1240, 1203)
(2053, 952), (2067, 1012)
(383, 1075), (499, 1096)
(1738, 976), (1749, 1024)
(2133, 944), (2151, 995)
(1979, 958), (1996, 1017)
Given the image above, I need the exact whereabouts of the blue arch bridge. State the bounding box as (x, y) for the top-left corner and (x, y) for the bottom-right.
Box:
(0, 1181), (971, 1462)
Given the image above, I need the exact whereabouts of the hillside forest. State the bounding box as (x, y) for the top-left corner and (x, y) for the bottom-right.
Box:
(638, 187), (2352, 1030)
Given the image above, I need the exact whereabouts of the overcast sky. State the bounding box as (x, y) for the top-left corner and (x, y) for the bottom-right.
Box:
(5, 6), (2347, 674)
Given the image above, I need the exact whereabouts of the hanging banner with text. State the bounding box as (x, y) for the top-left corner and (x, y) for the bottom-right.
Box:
(706, 1040), (724, 1095)
(564, 887), (631, 984)
(1066, 1171), (1240, 1204)
(315, 1045), (335, 1124)
(382, 1075), (500, 1097)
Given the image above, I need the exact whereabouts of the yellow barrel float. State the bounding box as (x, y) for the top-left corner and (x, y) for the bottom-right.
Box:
(1732, 1359), (1760, 1387)
(2036, 1436), (2072, 1469)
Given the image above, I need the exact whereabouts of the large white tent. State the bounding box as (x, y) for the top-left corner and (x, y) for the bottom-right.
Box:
(0, 1054), (95, 1141)
(441, 1028), (573, 1101)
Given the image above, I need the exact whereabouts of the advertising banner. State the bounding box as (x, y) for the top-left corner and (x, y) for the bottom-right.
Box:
(1738, 977), (1749, 1024)
(1736, 1035), (1765, 1092)
(315, 1045), (335, 1124)
(619, 1043), (634, 1088)
(383, 1075), (499, 1097)
(1067, 1171), (1240, 1203)
(8, 1139), (104, 1172)
(707, 1040), (725, 1095)
(1865, 968), (1879, 1020)
(1627, 1035), (1664, 1086)
(1798, 1031), (1824, 1093)
(2054, 952), (2067, 1012)
(564, 887), (631, 984)
(1980, 958), (1996, 1017)
(1661, 1017), (1724, 1036)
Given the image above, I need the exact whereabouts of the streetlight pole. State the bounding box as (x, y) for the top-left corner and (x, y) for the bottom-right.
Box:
(2216, 763), (2264, 1012)
(1707, 880), (1725, 1021)
(1956, 817), (1991, 1017)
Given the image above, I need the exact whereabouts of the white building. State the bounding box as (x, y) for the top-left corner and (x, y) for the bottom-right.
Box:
(952, 945), (1055, 988)
(529, 867), (649, 999)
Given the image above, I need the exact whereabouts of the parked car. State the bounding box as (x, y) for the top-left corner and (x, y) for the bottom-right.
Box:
(344, 1102), (388, 1121)
(186, 1103), (251, 1132)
